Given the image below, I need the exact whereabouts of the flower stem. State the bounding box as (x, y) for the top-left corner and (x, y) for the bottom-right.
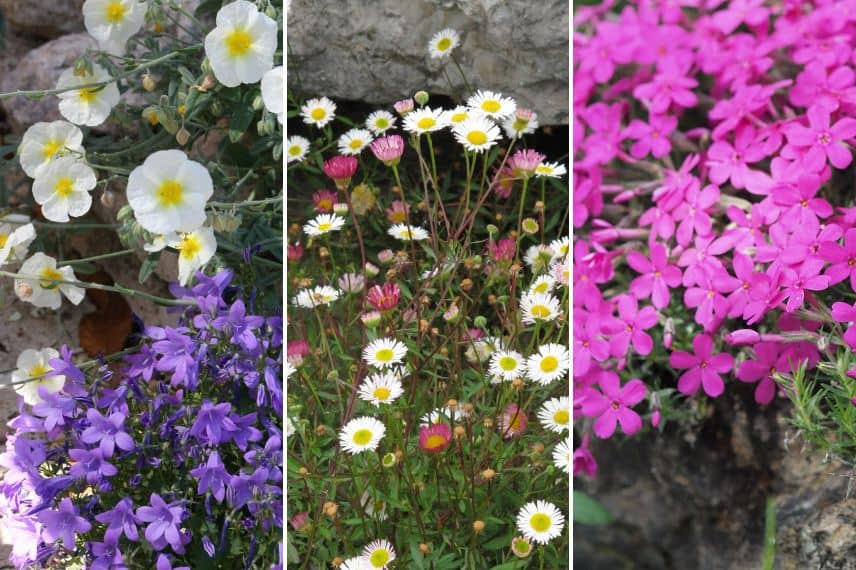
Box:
(58, 248), (136, 266)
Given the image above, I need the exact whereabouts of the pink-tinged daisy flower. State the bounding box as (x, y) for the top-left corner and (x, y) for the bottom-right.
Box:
(669, 334), (733, 398)
(498, 403), (527, 439)
(393, 98), (414, 115)
(312, 189), (338, 213)
(626, 243), (682, 309)
(287, 339), (311, 366)
(323, 156), (358, 189)
(622, 114), (676, 159)
(579, 374), (646, 439)
(418, 423), (451, 453)
(287, 242), (303, 261)
(508, 149), (546, 178)
(736, 342), (784, 405)
(385, 200), (410, 224)
(609, 295), (657, 357)
(783, 104), (856, 171)
(369, 134), (405, 166)
(366, 282), (401, 311)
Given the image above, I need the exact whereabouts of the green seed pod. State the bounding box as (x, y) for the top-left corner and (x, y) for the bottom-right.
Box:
(414, 90), (429, 106)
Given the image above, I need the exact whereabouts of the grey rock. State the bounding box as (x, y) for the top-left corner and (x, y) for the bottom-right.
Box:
(0, 0), (85, 39)
(287, 0), (569, 124)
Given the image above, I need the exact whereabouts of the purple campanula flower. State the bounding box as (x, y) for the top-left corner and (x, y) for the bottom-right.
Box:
(38, 497), (91, 550)
(89, 532), (127, 570)
(31, 390), (76, 433)
(34, 475), (74, 506)
(95, 497), (140, 542)
(267, 315), (283, 347)
(225, 412), (262, 450)
(69, 448), (117, 485)
(136, 493), (186, 552)
(227, 468), (269, 509)
(81, 409), (135, 458)
(189, 400), (231, 445)
(202, 535), (216, 558)
(211, 300), (265, 353)
(156, 553), (191, 570)
(47, 344), (84, 388)
(0, 437), (46, 487)
(190, 451), (230, 502)
(153, 329), (198, 387)
(5, 516), (42, 568)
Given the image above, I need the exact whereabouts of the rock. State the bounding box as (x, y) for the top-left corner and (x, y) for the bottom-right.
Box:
(286, 0), (569, 124)
(0, 0), (85, 39)
(779, 499), (856, 570)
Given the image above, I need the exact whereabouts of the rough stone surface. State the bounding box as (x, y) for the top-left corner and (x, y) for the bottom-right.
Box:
(0, 0), (85, 39)
(287, 0), (570, 124)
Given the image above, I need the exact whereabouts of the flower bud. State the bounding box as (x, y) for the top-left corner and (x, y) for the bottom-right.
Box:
(453, 425), (465, 438)
(378, 249), (395, 265)
(651, 409), (661, 428)
(333, 202), (349, 215)
(472, 520), (485, 534)
(414, 91), (429, 106)
(725, 329), (761, 345)
(142, 73), (157, 92)
(521, 218), (539, 234)
(663, 317), (675, 349)
(323, 501), (338, 517)
(481, 468), (496, 480)
(252, 95), (265, 111)
(176, 127), (190, 146)
(365, 262), (380, 277)
(200, 58), (213, 75)
(382, 452), (397, 467)
(460, 278), (473, 292)
(486, 224), (499, 235)
(361, 311), (381, 328)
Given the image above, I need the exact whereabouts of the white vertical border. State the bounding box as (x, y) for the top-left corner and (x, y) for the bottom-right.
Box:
(568, 0), (575, 566)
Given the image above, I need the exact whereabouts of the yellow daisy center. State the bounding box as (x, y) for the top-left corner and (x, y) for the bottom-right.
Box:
(42, 140), (62, 160)
(28, 364), (50, 379)
(481, 100), (501, 113)
(0, 233), (7, 249)
(530, 513), (552, 533)
(531, 305), (551, 318)
(374, 387), (391, 401)
(310, 108), (326, 121)
(499, 356), (517, 371)
(54, 177), (75, 197)
(352, 429), (373, 446)
(540, 355), (559, 373)
(451, 112), (468, 122)
(178, 235), (201, 260)
(369, 550), (390, 567)
(375, 348), (394, 362)
(225, 28), (253, 57)
(39, 267), (63, 289)
(509, 413), (523, 431)
(535, 165), (551, 174)
(437, 37), (452, 51)
(349, 139), (363, 150)
(288, 145), (302, 156)
(534, 282), (550, 293)
(425, 434), (447, 449)
(553, 409), (569, 425)
(156, 180), (184, 207)
(78, 89), (99, 103)
(417, 117), (436, 130)
(316, 222), (332, 232)
(512, 118), (529, 132)
(466, 130), (488, 146)
(375, 118), (389, 129)
(105, 1), (126, 23)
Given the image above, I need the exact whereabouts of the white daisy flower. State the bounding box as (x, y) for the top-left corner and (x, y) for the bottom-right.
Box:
(340, 557), (373, 570)
(82, 0), (147, 55)
(502, 112), (539, 139)
(0, 219), (36, 266)
(465, 335), (504, 364)
(523, 244), (555, 274)
(286, 135), (310, 163)
(452, 116), (502, 153)
(428, 28), (460, 59)
(31, 157), (96, 223)
(303, 214), (346, 237)
(11, 348), (65, 406)
(520, 292), (562, 325)
(15, 252), (85, 310)
(359, 491), (388, 521)
(18, 121), (84, 179)
(534, 161), (567, 179)
(553, 256), (570, 286)
(363, 539), (396, 568)
(358, 372), (404, 406)
(420, 408), (448, 427)
(387, 224), (429, 241)
(204, 0), (277, 87)
(537, 396), (570, 433)
(447, 105), (471, 125)
(525, 343), (570, 385)
(549, 236), (570, 259)
(515, 500), (565, 545)
(261, 66), (283, 124)
(56, 63), (120, 127)
(285, 362), (296, 380)
(300, 96), (336, 128)
(291, 285), (341, 308)
(466, 90), (516, 120)
(489, 350), (525, 381)
(285, 417), (296, 438)
(363, 338), (408, 369)
(126, 149), (214, 234)
(338, 128), (374, 156)
(168, 226), (217, 286)
(402, 107), (449, 135)
(339, 416), (386, 455)
(528, 275), (556, 296)
(365, 110), (397, 135)
(552, 437), (571, 474)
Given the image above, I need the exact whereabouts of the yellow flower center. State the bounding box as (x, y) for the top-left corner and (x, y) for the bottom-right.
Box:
(451, 112), (468, 123)
(78, 88), (99, 103)
(177, 104), (186, 117)
(535, 165), (551, 174)
(352, 429), (373, 446)
(531, 305), (550, 318)
(375, 348), (394, 362)
(42, 140), (62, 160)
(156, 180), (184, 207)
(28, 364), (50, 380)
(530, 513), (552, 533)
(288, 145), (302, 156)
(481, 100), (501, 113)
(178, 235), (201, 260)
(553, 410), (569, 425)
(310, 108), (326, 121)
(512, 118), (529, 132)
(54, 177), (75, 197)
(437, 37), (452, 51)
(39, 267), (63, 289)
(540, 355), (559, 373)
(0, 233), (7, 249)
(225, 28), (253, 57)
(417, 117), (436, 130)
(509, 413), (523, 431)
(466, 130), (488, 146)
(375, 118), (389, 129)
(425, 434), (447, 449)
(316, 223), (332, 232)
(534, 282), (549, 293)
(349, 139), (363, 150)
(499, 356), (517, 371)
(369, 549), (390, 567)
(105, 1), (126, 23)
(374, 387), (391, 401)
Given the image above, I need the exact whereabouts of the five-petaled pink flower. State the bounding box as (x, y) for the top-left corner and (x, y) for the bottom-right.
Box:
(783, 105), (856, 171)
(580, 373), (646, 439)
(669, 334), (733, 398)
(609, 295), (658, 357)
(622, 114), (677, 159)
(736, 342), (784, 405)
(626, 243), (682, 309)
(821, 228), (856, 290)
(832, 301), (856, 349)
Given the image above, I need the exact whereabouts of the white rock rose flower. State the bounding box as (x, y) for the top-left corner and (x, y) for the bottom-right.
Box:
(0, 217), (36, 267)
(15, 252), (85, 310)
(56, 64), (121, 127)
(18, 121), (84, 179)
(31, 157), (97, 223)
(168, 226), (217, 286)
(11, 348), (66, 406)
(204, 0), (278, 87)
(83, 0), (148, 55)
(261, 66), (283, 123)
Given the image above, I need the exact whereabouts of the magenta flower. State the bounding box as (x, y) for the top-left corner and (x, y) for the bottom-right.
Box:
(711, 0), (769, 35)
(322, 155), (358, 187)
(632, 61), (698, 114)
(580, 374), (646, 439)
(821, 228), (856, 289)
(706, 125), (768, 190)
(674, 183), (719, 247)
(312, 189), (338, 213)
(366, 282), (401, 311)
(573, 315), (610, 377)
(684, 269), (738, 328)
(609, 295), (657, 357)
(790, 62), (856, 112)
(781, 259), (829, 313)
(573, 433), (597, 478)
(508, 149), (547, 176)
(370, 135), (405, 166)
(778, 218), (842, 266)
(771, 171), (831, 230)
(626, 243), (682, 309)
(736, 342), (783, 405)
(622, 114), (677, 159)
(832, 301), (856, 349)
(784, 105), (856, 171)
(669, 335), (733, 398)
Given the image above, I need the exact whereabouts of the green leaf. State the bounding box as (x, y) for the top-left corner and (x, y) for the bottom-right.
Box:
(286, 533), (301, 565)
(573, 491), (613, 525)
(138, 253), (160, 284)
(229, 104), (255, 142)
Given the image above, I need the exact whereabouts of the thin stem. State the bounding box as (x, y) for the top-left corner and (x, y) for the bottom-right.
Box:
(450, 53), (473, 94)
(0, 346), (139, 387)
(58, 248), (136, 266)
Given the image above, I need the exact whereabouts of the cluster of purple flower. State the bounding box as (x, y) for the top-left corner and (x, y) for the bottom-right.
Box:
(0, 270), (283, 569)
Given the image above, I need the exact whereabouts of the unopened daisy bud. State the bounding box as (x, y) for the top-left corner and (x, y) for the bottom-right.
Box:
(472, 520), (485, 534)
(142, 73), (157, 92)
(447, 399), (458, 411)
(482, 468), (496, 480)
(473, 315), (487, 329)
(488, 294), (497, 304)
(323, 501), (338, 517)
(365, 262), (380, 277)
(419, 319), (430, 333)
(534, 200), (545, 212)
(318, 246), (329, 258)
(298, 466), (309, 476)
(443, 304), (460, 322)
(176, 127), (190, 146)
(394, 98), (414, 116)
(463, 403), (474, 414)
(495, 212), (503, 221)
(289, 223), (301, 236)
(461, 278), (473, 292)
(483, 418), (493, 429)
(419, 543), (429, 554)
(414, 90), (429, 106)
(531, 442), (544, 455)
(315, 425), (327, 436)
(331, 557), (344, 567)
(378, 249), (395, 264)
(382, 452), (397, 467)
(431, 327), (440, 336)
(511, 536), (532, 558)
(522, 218), (539, 234)
(326, 370), (339, 382)
(486, 224), (499, 235)
(440, 347), (449, 356)
(199, 74), (217, 91)
(333, 202), (349, 215)
(663, 318), (675, 349)
(511, 378), (524, 389)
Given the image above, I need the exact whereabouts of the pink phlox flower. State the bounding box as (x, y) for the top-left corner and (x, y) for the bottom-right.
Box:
(674, 183), (720, 246)
(779, 218), (842, 266)
(710, 0), (769, 35)
(706, 125), (769, 191)
(832, 300), (856, 349)
(580, 102), (625, 167)
(718, 35), (774, 87)
(709, 82), (786, 140)
(821, 228), (856, 289)
(632, 59), (698, 114)
(754, 220), (791, 265)
(575, 21), (633, 84)
(669, 334), (733, 398)
(727, 252), (764, 318)
(743, 265), (788, 325)
(639, 203), (676, 240)
(781, 258), (829, 312)
(622, 114), (677, 159)
(723, 203), (778, 250)
(676, 233), (734, 287)
(573, 315), (612, 377)
(736, 342), (784, 405)
(580, 373), (646, 439)
(573, 433), (598, 478)
(792, 34), (853, 69)
(683, 268), (738, 328)
(573, 365), (605, 419)
(626, 242), (682, 308)
(609, 295), (658, 357)
(770, 169), (831, 230)
(653, 153), (700, 210)
(783, 105), (856, 171)
(574, 172), (604, 227)
(790, 62), (856, 113)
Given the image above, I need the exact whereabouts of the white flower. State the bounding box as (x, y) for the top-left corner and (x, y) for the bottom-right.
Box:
(292, 285), (341, 308)
(303, 214), (346, 236)
(363, 338), (407, 369)
(428, 28), (460, 59)
(466, 90), (516, 120)
(338, 272), (365, 293)
(489, 350), (525, 381)
(285, 417), (296, 438)
(359, 491), (388, 521)
(524, 244), (555, 273)
(11, 348), (65, 406)
(300, 96), (336, 128)
(338, 128), (374, 156)
(534, 161), (567, 178)
(358, 372), (404, 406)
(82, 0), (147, 55)
(339, 416), (386, 454)
(528, 275), (556, 296)
(285, 135), (310, 163)
(126, 149), (213, 234)
(447, 105), (471, 125)
(56, 64), (120, 127)
(465, 335), (504, 364)
(15, 252), (85, 310)
(520, 292), (562, 325)
(452, 115), (502, 153)
(204, 0), (277, 87)
(363, 539), (396, 568)
(365, 110), (396, 135)
(18, 121), (84, 179)
(549, 236), (570, 259)
(515, 500), (565, 544)
(526, 343), (570, 385)
(552, 437), (571, 474)
(387, 224), (429, 241)
(553, 256), (570, 286)
(260, 66), (283, 123)
(340, 557), (373, 570)
(31, 157), (96, 223)
(502, 112), (539, 138)
(537, 396), (570, 433)
(0, 218), (36, 266)
(402, 107), (449, 135)
(168, 226), (217, 286)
